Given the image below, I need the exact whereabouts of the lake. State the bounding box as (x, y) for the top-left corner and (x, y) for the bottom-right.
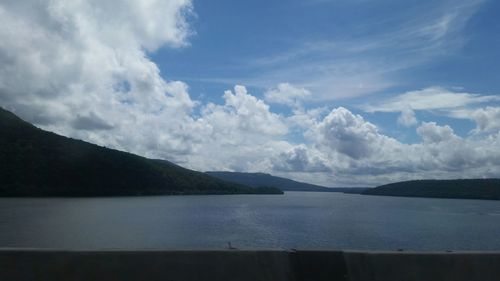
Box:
(1, 192), (500, 251)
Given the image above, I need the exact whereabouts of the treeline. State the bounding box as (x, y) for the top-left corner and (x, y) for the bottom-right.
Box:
(363, 179), (500, 200)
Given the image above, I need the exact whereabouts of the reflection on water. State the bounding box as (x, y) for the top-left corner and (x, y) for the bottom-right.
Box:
(1, 192), (500, 250)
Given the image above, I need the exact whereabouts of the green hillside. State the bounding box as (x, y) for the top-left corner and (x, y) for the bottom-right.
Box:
(363, 179), (500, 200)
(0, 107), (282, 196)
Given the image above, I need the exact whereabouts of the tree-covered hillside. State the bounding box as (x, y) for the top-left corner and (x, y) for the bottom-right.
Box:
(0, 107), (282, 196)
(363, 179), (500, 200)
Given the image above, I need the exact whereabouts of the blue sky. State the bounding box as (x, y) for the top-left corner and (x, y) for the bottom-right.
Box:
(155, 0), (500, 91)
(153, 0), (500, 141)
(1, 0), (500, 186)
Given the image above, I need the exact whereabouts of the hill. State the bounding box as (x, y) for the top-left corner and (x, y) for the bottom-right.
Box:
(363, 179), (500, 200)
(205, 171), (369, 193)
(0, 107), (282, 196)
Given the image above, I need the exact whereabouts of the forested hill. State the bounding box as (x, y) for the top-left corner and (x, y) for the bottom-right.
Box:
(363, 179), (500, 200)
(206, 171), (369, 193)
(0, 107), (282, 196)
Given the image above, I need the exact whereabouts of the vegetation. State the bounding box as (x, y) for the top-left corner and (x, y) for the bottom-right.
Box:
(0, 107), (283, 196)
(206, 171), (369, 193)
(363, 179), (500, 200)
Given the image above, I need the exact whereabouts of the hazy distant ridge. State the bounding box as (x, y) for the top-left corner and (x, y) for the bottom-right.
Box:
(206, 171), (369, 193)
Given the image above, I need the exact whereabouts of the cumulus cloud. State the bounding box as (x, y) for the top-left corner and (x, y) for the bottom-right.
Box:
(417, 122), (457, 143)
(0, 0), (196, 157)
(289, 106), (500, 186)
(175, 85), (290, 172)
(450, 107), (500, 134)
(313, 107), (394, 159)
(272, 145), (330, 173)
(264, 83), (311, 108)
(0, 0), (290, 176)
(469, 107), (500, 134)
(397, 107), (418, 127)
(204, 85), (288, 136)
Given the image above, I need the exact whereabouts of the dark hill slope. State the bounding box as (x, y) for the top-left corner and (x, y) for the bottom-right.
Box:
(0, 107), (282, 196)
(363, 179), (500, 200)
(206, 171), (369, 193)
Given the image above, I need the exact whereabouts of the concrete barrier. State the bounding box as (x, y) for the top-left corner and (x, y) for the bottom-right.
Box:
(344, 251), (500, 281)
(0, 249), (499, 281)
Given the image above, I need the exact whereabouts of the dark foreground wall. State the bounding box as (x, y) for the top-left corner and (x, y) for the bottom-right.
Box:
(1, 249), (500, 281)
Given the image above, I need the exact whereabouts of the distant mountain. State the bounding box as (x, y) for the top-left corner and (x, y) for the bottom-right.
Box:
(206, 171), (370, 193)
(363, 179), (500, 200)
(0, 107), (282, 196)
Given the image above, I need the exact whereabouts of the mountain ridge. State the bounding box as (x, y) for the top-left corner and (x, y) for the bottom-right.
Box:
(0, 107), (282, 196)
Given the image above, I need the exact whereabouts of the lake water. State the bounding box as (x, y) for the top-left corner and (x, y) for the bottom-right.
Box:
(1, 192), (500, 251)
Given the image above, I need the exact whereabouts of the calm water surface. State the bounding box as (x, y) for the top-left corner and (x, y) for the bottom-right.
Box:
(1, 192), (500, 250)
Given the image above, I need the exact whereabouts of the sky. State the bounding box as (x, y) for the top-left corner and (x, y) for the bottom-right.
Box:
(0, 0), (499, 187)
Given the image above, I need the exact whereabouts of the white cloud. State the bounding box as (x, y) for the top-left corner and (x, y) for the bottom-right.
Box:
(0, 0), (293, 177)
(397, 107), (418, 127)
(288, 107), (500, 186)
(286, 106), (328, 130)
(0, 0), (196, 158)
(364, 87), (500, 134)
(450, 107), (500, 134)
(271, 145), (330, 173)
(264, 83), (311, 108)
(417, 122), (457, 143)
(364, 87), (500, 112)
(313, 107), (395, 159)
(201, 85), (287, 137)
(173, 85), (290, 172)
(469, 107), (500, 134)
